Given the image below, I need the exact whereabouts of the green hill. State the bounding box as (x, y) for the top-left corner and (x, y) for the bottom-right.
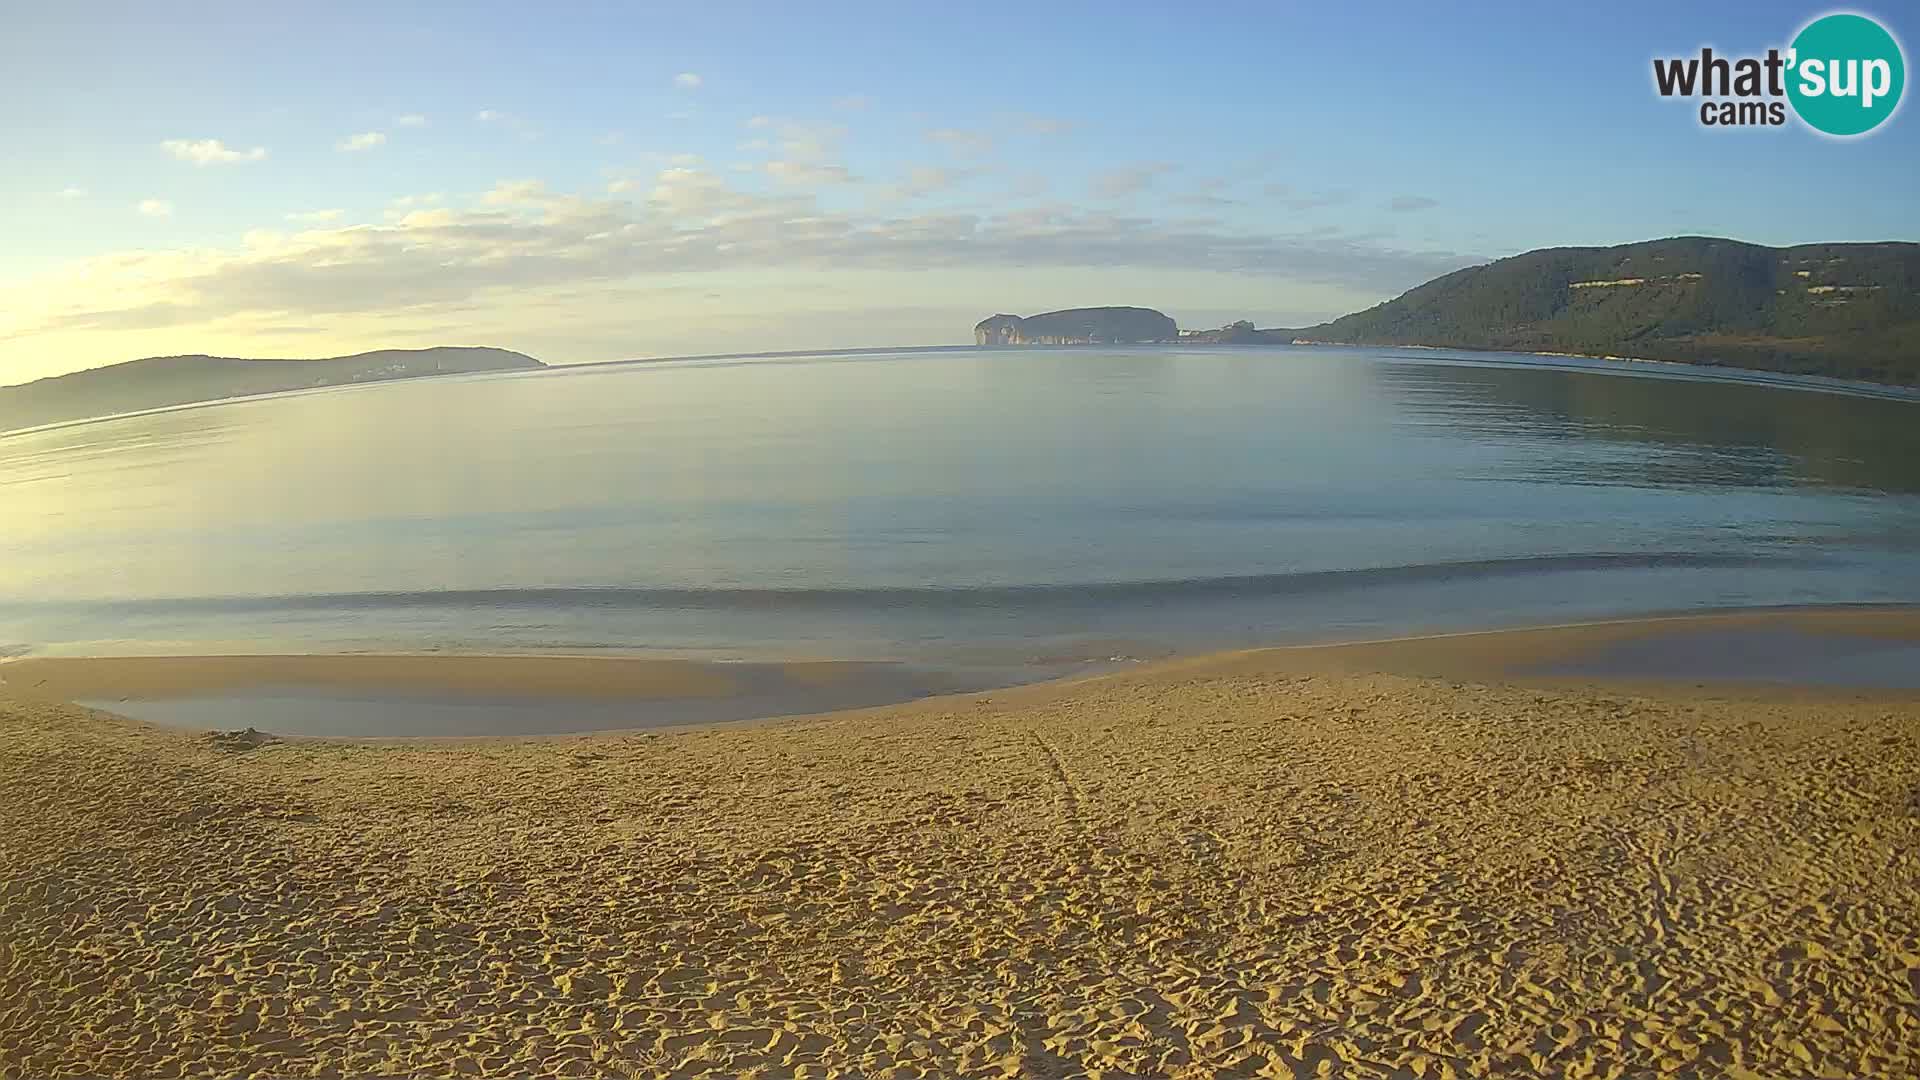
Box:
(1296, 237), (1920, 385)
(0, 347), (544, 433)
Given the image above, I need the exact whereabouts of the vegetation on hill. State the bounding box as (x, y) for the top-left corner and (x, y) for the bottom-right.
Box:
(1295, 237), (1920, 385)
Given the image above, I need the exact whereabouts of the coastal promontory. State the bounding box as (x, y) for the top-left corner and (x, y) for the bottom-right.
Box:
(0, 346), (545, 433)
(974, 307), (1177, 345)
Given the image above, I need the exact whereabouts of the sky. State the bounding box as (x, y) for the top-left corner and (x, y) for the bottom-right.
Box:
(2, 0), (1916, 385)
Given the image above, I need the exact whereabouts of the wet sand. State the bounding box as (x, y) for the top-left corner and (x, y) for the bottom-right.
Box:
(0, 654), (895, 705)
(1195, 605), (1920, 696)
(10, 606), (1920, 739)
(3, 610), (1920, 1078)
(0, 655), (984, 738)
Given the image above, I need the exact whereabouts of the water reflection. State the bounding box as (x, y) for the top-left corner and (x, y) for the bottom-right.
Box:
(3, 346), (1917, 660)
(1373, 359), (1920, 493)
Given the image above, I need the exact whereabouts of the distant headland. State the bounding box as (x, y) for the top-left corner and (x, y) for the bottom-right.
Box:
(974, 308), (1283, 346)
(974, 307), (1177, 345)
(0, 347), (543, 433)
(976, 237), (1920, 386)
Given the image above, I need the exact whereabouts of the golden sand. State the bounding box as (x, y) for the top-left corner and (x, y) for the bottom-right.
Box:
(3, 623), (1920, 1078)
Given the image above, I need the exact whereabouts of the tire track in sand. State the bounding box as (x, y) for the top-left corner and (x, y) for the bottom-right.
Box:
(1031, 732), (1088, 833)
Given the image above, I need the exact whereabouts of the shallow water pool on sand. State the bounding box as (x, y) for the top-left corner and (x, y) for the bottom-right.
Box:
(76, 678), (972, 738)
(43, 657), (988, 737)
(1532, 624), (1920, 689)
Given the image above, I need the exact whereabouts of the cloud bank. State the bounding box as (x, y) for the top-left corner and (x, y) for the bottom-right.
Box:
(21, 168), (1471, 345)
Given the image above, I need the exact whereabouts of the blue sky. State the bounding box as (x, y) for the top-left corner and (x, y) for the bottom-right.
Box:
(2, 0), (1915, 382)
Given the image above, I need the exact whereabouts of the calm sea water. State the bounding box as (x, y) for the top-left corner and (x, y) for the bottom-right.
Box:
(4, 345), (1919, 670)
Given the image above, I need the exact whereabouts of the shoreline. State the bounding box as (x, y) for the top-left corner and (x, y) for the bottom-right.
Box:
(1283, 339), (1920, 401)
(7, 603), (1920, 741)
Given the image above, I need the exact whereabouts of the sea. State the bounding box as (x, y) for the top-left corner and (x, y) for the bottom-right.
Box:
(4, 344), (1918, 696)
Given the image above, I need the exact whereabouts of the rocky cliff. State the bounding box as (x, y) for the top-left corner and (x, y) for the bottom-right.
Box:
(974, 307), (1177, 345)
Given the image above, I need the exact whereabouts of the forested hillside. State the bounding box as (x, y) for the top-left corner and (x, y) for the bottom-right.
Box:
(1299, 237), (1920, 385)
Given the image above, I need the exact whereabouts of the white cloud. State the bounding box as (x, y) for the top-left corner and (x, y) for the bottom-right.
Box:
(673, 72), (702, 89)
(286, 209), (345, 224)
(391, 208), (457, 228)
(925, 128), (995, 157)
(474, 109), (538, 139)
(834, 95), (871, 111)
(776, 124), (845, 163)
(394, 113), (428, 127)
(56, 186), (87, 200)
(646, 166), (761, 215)
(1262, 185), (1353, 211)
(161, 138), (268, 165)
(1016, 114), (1077, 136)
(336, 131), (387, 152)
(1008, 174), (1049, 198)
(1091, 162), (1176, 199)
(1174, 192), (1240, 209)
(765, 160), (855, 186)
(480, 179), (552, 206)
(137, 199), (173, 218)
(897, 166), (978, 198)
(1387, 195), (1440, 213)
(735, 122), (854, 186)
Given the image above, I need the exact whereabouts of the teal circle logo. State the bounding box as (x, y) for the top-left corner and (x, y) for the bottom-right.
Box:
(1787, 13), (1905, 136)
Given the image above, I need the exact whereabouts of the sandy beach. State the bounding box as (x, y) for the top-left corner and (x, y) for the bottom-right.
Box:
(4, 614), (1920, 1078)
